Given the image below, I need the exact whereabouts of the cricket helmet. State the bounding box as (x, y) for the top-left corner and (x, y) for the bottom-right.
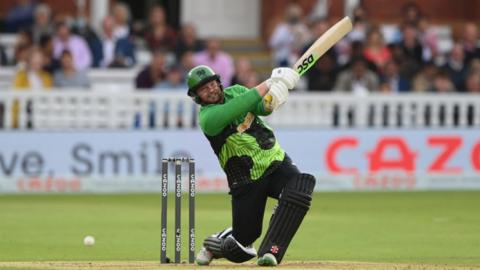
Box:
(187, 65), (222, 104)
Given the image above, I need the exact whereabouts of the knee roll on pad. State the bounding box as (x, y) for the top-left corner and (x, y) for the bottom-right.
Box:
(287, 173), (316, 195)
(281, 189), (311, 210)
(258, 173), (316, 264)
(281, 173), (316, 210)
(222, 236), (257, 263)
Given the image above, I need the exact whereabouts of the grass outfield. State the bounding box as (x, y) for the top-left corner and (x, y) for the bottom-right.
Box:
(0, 192), (479, 269)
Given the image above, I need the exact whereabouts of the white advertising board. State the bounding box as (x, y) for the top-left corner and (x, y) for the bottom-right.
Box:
(1, 129), (479, 193)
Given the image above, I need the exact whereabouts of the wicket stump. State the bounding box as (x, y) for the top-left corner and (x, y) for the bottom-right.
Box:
(160, 157), (195, 264)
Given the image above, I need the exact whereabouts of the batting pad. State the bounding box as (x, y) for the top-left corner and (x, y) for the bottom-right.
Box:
(258, 173), (316, 263)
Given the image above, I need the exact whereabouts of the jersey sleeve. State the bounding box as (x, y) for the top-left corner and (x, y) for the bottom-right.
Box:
(199, 86), (262, 136)
(234, 85), (272, 116)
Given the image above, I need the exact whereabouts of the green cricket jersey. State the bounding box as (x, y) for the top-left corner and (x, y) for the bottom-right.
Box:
(199, 85), (285, 188)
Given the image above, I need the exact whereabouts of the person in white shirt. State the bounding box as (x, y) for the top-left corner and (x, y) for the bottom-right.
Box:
(269, 3), (310, 67)
(112, 2), (130, 39)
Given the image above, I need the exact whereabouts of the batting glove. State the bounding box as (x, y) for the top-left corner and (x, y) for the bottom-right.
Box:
(269, 67), (300, 90)
(264, 80), (289, 111)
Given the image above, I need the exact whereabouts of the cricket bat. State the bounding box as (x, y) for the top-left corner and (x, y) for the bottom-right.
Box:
(263, 17), (352, 109)
(294, 16), (352, 76)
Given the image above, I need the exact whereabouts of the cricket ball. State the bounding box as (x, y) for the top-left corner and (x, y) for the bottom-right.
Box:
(83, 235), (95, 246)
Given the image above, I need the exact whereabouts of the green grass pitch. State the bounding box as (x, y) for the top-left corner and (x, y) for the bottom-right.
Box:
(0, 191), (479, 267)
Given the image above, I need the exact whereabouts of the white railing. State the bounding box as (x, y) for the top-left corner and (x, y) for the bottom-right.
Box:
(0, 90), (479, 130)
(268, 93), (480, 128)
(0, 68), (140, 90)
(0, 90), (196, 130)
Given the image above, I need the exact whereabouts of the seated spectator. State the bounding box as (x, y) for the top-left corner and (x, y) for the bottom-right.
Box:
(39, 34), (60, 74)
(70, 5), (105, 68)
(53, 21), (92, 71)
(465, 72), (480, 93)
(5, 0), (35, 33)
(13, 47), (52, 89)
(54, 50), (90, 89)
(301, 18), (339, 91)
(12, 47), (53, 128)
(431, 71), (456, 92)
(14, 45), (30, 70)
(398, 24), (424, 65)
(341, 41), (376, 71)
(96, 15), (136, 68)
(71, 4), (89, 34)
(402, 2), (422, 27)
(388, 3), (424, 54)
(243, 70), (260, 89)
(194, 38), (234, 86)
(155, 66), (187, 90)
(13, 29), (33, 66)
(306, 52), (337, 91)
(461, 23), (480, 65)
(334, 57), (379, 95)
(231, 57), (254, 86)
(303, 18), (336, 57)
(112, 2), (131, 39)
(31, 3), (53, 44)
(336, 5), (371, 64)
(349, 5), (370, 42)
(310, 17), (330, 38)
(179, 51), (196, 77)
(335, 35), (353, 67)
(144, 5), (176, 51)
(412, 61), (438, 92)
(380, 60), (410, 92)
(269, 3), (310, 67)
(390, 26), (423, 81)
(136, 49), (167, 89)
(363, 27), (391, 72)
(443, 43), (467, 91)
(418, 17), (439, 62)
(175, 23), (204, 59)
(288, 4), (311, 56)
(468, 59), (480, 75)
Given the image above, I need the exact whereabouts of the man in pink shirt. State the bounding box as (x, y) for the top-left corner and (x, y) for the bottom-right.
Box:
(53, 21), (92, 71)
(194, 38), (234, 86)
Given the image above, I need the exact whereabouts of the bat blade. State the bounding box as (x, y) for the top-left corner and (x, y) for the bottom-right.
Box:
(293, 16), (352, 76)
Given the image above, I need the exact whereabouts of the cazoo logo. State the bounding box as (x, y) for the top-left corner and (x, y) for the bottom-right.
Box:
(297, 54), (315, 74)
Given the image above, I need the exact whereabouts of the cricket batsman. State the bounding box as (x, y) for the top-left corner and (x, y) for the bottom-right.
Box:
(187, 65), (316, 266)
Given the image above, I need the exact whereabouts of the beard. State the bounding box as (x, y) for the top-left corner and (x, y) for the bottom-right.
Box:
(203, 89), (224, 104)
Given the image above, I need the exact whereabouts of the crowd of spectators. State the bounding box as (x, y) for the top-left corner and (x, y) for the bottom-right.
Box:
(271, 3), (480, 94)
(1, 0), (479, 95)
(1, 1), (225, 92)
